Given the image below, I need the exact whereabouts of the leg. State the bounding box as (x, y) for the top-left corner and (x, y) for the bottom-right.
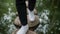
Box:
(28, 0), (36, 21)
(16, 0), (29, 34)
(16, 0), (27, 25)
(28, 0), (36, 11)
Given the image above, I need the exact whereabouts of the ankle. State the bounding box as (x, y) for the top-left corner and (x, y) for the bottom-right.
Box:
(22, 24), (29, 28)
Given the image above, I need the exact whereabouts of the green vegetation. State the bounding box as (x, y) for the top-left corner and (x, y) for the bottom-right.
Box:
(0, 0), (60, 34)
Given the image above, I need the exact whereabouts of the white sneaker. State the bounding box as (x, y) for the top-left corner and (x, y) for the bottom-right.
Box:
(28, 9), (35, 21)
(16, 24), (29, 34)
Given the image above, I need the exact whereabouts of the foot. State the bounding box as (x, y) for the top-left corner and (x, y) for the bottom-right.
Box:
(16, 24), (29, 34)
(28, 9), (35, 21)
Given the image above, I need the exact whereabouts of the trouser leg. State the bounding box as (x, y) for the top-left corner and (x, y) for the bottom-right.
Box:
(16, 0), (27, 26)
(28, 0), (36, 11)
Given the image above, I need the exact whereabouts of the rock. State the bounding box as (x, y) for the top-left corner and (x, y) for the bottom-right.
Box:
(12, 29), (37, 34)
